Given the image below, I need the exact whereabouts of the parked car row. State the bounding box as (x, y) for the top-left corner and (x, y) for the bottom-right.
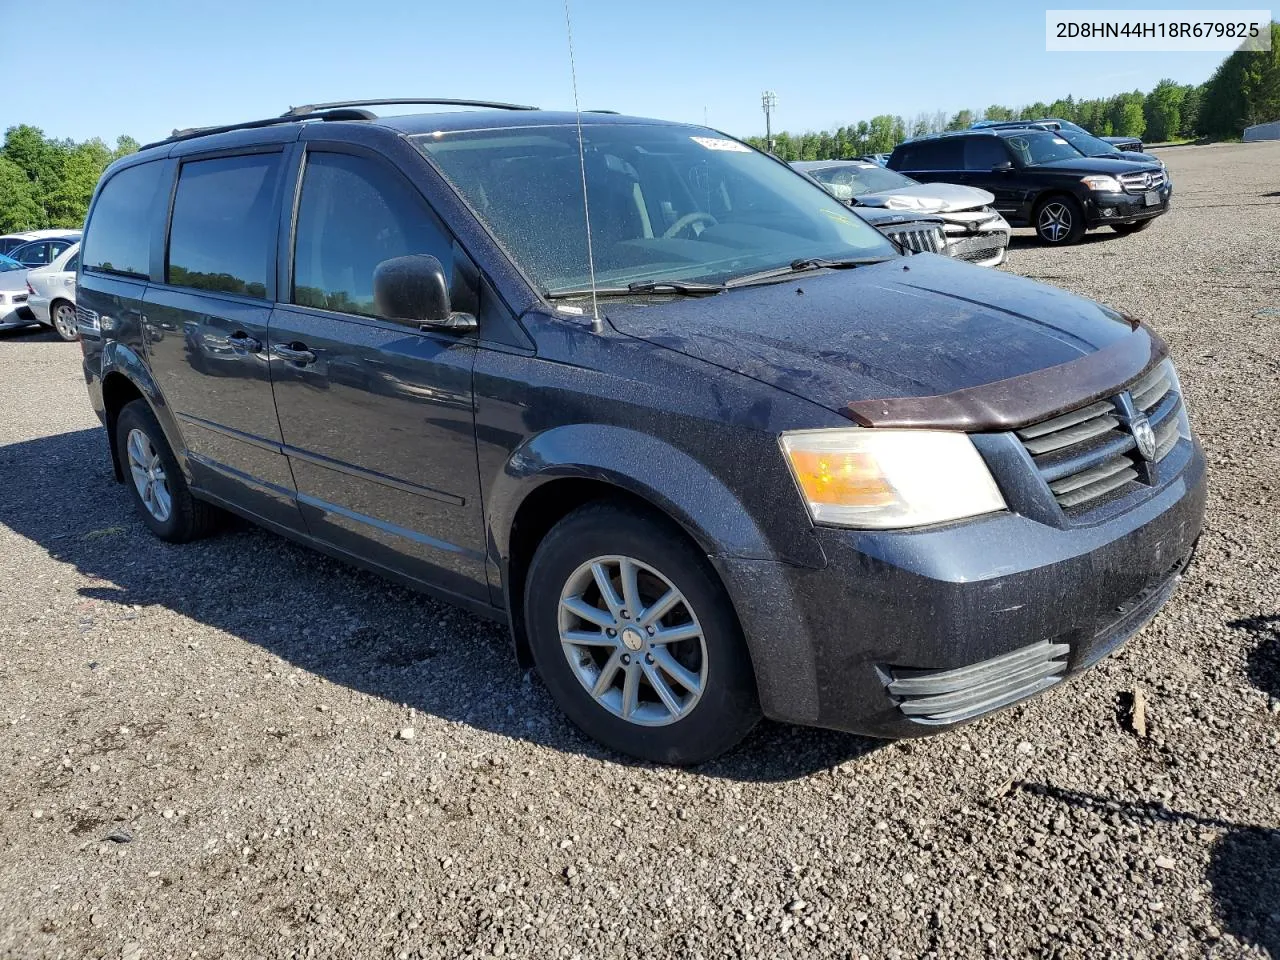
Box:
(0, 233), (81, 341)
(793, 117), (1168, 259)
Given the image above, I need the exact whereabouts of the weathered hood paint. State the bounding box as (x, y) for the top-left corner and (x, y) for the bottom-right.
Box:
(605, 254), (1139, 415)
(855, 182), (994, 214)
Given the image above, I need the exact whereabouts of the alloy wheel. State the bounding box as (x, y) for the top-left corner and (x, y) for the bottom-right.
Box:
(558, 554), (708, 726)
(1038, 202), (1072, 242)
(53, 303), (78, 341)
(126, 428), (172, 523)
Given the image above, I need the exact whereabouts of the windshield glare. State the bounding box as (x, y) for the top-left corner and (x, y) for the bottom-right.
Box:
(1005, 132), (1086, 166)
(802, 163), (918, 199)
(1058, 130), (1119, 155)
(414, 124), (895, 295)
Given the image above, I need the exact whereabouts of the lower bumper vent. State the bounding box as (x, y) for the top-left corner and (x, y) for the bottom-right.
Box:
(885, 640), (1070, 725)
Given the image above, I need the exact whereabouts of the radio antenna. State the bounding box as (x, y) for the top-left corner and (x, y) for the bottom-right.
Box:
(563, 0), (602, 333)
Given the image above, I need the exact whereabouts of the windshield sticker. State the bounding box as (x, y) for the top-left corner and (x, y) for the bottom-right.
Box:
(1052, 137), (1070, 145)
(690, 136), (751, 153)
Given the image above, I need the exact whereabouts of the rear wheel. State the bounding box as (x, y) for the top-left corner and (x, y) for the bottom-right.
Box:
(114, 400), (219, 543)
(50, 300), (79, 342)
(1111, 219), (1154, 234)
(524, 502), (760, 765)
(1034, 195), (1086, 245)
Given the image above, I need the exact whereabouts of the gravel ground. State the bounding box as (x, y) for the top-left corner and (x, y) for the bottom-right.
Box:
(1, 141), (1277, 960)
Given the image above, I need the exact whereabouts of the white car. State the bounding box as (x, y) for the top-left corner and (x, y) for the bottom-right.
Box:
(0, 228), (79, 259)
(792, 160), (1012, 267)
(25, 242), (80, 341)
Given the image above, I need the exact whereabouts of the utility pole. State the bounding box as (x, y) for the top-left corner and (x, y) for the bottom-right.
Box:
(761, 90), (777, 154)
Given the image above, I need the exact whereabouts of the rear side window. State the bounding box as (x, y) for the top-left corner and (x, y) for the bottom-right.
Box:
(167, 153), (281, 298)
(896, 140), (963, 170)
(65, 252), (79, 273)
(291, 151), (452, 318)
(82, 161), (163, 278)
(964, 137), (1012, 170)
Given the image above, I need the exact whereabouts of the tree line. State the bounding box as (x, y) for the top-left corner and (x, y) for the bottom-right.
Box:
(0, 126), (138, 234)
(746, 22), (1279, 161)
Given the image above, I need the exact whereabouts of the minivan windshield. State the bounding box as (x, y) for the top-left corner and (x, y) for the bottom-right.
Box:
(414, 123), (895, 295)
(1004, 132), (1086, 166)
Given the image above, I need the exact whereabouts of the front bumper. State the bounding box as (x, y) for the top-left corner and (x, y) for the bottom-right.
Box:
(940, 212), (1011, 267)
(1086, 185), (1172, 226)
(715, 436), (1206, 737)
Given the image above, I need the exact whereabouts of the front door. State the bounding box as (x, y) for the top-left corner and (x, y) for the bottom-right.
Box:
(267, 147), (487, 600)
(142, 149), (303, 530)
(960, 137), (1024, 220)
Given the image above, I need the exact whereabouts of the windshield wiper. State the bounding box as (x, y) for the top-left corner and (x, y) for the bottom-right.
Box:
(724, 257), (891, 288)
(547, 280), (726, 300)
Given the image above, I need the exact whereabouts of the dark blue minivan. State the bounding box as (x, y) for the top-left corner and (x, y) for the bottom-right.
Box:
(76, 100), (1205, 764)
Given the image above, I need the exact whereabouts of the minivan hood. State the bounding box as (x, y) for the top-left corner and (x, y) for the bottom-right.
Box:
(855, 182), (994, 213)
(605, 254), (1140, 416)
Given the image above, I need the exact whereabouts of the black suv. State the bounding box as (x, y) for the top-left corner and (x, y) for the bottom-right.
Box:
(888, 129), (1170, 244)
(77, 100), (1205, 764)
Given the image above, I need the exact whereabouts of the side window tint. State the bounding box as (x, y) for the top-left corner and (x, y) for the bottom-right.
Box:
(964, 137), (1011, 170)
(926, 140), (964, 168)
(167, 154), (281, 298)
(82, 161), (163, 278)
(292, 152), (452, 318)
(65, 253), (80, 273)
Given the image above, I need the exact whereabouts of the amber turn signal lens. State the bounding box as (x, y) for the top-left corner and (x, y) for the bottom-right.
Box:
(786, 449), (895, 507)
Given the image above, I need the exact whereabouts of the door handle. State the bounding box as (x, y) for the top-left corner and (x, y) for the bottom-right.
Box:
(272, 342), (317, 365)
(227, 333), (262, 353)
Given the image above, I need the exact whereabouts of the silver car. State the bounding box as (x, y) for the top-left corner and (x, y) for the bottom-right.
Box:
(26, 242), (80, 341)
(0, 255), (35, 332)
(792, 160), (1011, 267)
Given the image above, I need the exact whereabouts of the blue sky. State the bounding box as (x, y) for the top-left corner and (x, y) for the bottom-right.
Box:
(12, 0), (1231, 145)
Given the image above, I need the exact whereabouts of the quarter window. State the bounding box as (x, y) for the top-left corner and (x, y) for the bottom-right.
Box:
(82, 161), (164, 278)
(167, 153), (281, 298)
(291, 151), (453, 318)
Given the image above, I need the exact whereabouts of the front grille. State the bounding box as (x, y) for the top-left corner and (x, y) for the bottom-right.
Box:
(1015, 360), (1184, 512)
(946, 233), (1009, 263)
(881, 222), (944, 254)
(1118, 169), (1166, 193)
(885, 640), (1070, 725)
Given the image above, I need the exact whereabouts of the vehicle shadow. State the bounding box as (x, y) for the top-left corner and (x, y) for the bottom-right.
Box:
(0, 324), (60, 343)
(0, 427), (881, 782)
(1228, 614), (1280, 701)
(1006, 231), (1126, 252)
(1020, 782), (1280, 955)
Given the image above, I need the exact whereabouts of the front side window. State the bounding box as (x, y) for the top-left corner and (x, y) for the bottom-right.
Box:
(82, 161), (164, 278)
(415, 124), (894, 295)
(291, 151), (453, 318)
(167, 153), (281, 298)
(1004, 133), (1087, 166)
(11, 241), (49, 265)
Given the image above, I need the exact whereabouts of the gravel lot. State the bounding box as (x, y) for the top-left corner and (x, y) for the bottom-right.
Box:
(1, 141), (1278, 960)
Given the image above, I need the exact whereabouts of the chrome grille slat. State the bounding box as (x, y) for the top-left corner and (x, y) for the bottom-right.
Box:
(1049, 454), (1134, 495)
(1022, 412), (1120, 455)
(1016, 400), (1115, 441)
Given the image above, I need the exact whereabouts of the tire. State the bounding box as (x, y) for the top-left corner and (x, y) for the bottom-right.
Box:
(1111, 219), (1154, 234)
(524, 501), (761, 765)
(114, 400), (219, 543)
(50, 300), (79, 342)
(1033, 195), (1086, 245)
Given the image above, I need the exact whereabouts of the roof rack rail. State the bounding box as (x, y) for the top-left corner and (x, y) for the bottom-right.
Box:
(282, 98), (538, 117)
(140, 107), (375, 151)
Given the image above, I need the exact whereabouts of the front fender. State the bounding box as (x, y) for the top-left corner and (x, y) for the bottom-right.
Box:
(487, 423), (815, 568)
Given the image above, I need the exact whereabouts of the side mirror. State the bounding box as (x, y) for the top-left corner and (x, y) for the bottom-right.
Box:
(991, 161), (1015, 173)
(372, 254), (477, 334)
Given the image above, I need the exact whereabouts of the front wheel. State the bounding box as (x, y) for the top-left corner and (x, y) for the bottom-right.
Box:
(1034, 195), (1086, 245)
(1111, 219), (1154, 234)
(50, 301), (79, 342)
(525, 502), (760, 764)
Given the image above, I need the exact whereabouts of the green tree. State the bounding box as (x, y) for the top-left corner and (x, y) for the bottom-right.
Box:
(945, 109), (975, 131)
(982, 104), (1013, 122)
(1143, 79), (1185, 142)
(0, 157), (41, 232)
(1200, 22), (1280, 136)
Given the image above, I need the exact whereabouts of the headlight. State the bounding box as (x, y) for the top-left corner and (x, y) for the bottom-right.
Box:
(1081, 175), (1123, 192)
(779, 429), (1007, 529)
